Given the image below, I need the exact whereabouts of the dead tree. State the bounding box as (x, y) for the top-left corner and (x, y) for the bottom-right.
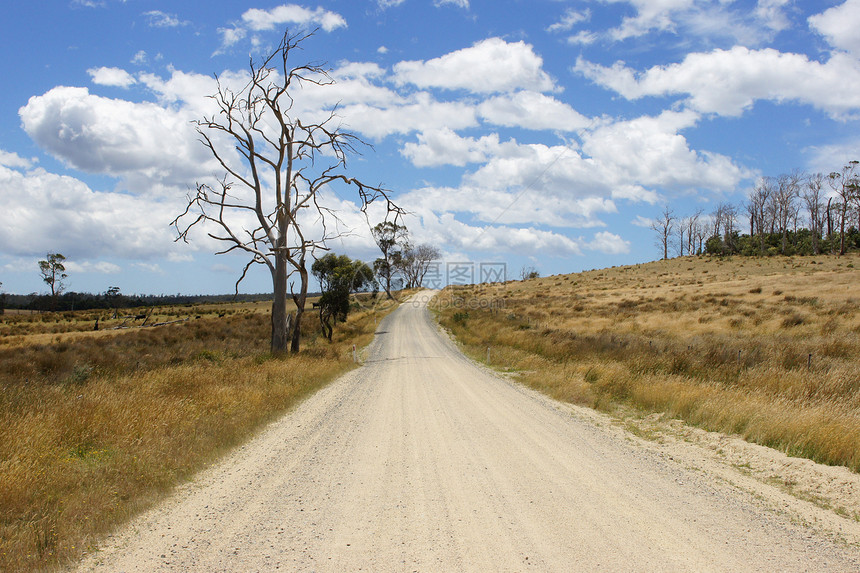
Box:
(748, 177), (774, 254)
(802, 173), (826, 255)
(685, 209), (702, 255)
(399, 243), (442, 288)
(719, 203), (738, 252)
(709, 204), (722, 239)
(173, 30), (400, 353)
(650, 205), (675, 260)
(693, 217), (707, 254)
(774, 172), (801, 254)
(676, 216), (687, 256)
(828, 161), (859, 255)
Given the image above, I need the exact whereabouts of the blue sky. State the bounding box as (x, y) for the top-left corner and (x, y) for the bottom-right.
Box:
(1, 0), (859, 295)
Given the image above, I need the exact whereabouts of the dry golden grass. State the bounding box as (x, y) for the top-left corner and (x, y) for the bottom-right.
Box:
(0, 299), (298, 348)
(436, 254), (860, 472)
(0, 296), (396, 571)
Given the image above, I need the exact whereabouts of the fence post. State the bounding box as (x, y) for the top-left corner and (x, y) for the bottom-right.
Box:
(487, 346), (491, 364)
(353, 344), (357, 364)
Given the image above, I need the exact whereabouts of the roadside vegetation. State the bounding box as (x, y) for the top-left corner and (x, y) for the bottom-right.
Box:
(435, 254), (860, 474)
(0, 294), (398, 571)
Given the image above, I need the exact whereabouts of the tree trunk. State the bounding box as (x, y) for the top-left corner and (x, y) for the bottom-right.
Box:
(319, 308), (332, 341)
(840, 201), (848, 255)
(271, 251), (290, 353)
(290, 263), (309, 353)
(384, 272), (394, 300)
(810, 208), (819, 255)
(662, 229), (669, 260)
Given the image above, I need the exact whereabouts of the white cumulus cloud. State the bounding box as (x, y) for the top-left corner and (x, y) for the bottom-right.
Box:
(575, 47), (860, 120)
(0, 164), (188, 260)
(587, 231), (631, 254)
(217, 26), (246, 51)
(241, 4), (347, 32)
(0, 149), (35, 169)
(88, 66), (137, 88)
(336, 93), (479, 139)
(215, 4), (346, 53)
(809, 0), (860, 56)
(402, 129), (502, 167)
(581, 0), (797, 47)
(19, 86), (213, 185)
(478, 91), (592, 131)
(393, 38), (556, 94)
(418, 211), (585, 256)
(403, 183), (618, 229)
(581, 109), (751, 193)
(606, 0), (695, 41)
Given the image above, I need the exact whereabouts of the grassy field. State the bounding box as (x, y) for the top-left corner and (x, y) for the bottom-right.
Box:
(0, 295), (399, 571)
(0, 300), (278, 347)
(435, 254), (860, 475)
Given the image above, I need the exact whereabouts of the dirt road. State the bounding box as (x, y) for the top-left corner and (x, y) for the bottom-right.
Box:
(78, 291), (860, 571)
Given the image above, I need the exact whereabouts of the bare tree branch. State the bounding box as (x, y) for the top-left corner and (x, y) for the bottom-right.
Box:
(172, 29), (401, 352)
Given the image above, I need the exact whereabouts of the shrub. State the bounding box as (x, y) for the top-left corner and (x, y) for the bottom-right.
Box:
(781, 313), (805, 328)
(453, 311), (470, 324)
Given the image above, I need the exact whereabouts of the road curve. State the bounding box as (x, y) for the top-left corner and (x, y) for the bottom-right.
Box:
(78, 291), (860, 572)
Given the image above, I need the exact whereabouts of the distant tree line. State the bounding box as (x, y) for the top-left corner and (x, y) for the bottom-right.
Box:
(653, 161), (860, 259)
(1, 252), (280, 313)
(3, 290), (275, 313)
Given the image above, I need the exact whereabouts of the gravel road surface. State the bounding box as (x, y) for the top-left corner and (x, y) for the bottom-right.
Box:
(77, 291), (860, 572)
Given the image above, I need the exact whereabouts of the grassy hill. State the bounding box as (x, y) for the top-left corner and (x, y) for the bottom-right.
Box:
(435, 254), (860, 473)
